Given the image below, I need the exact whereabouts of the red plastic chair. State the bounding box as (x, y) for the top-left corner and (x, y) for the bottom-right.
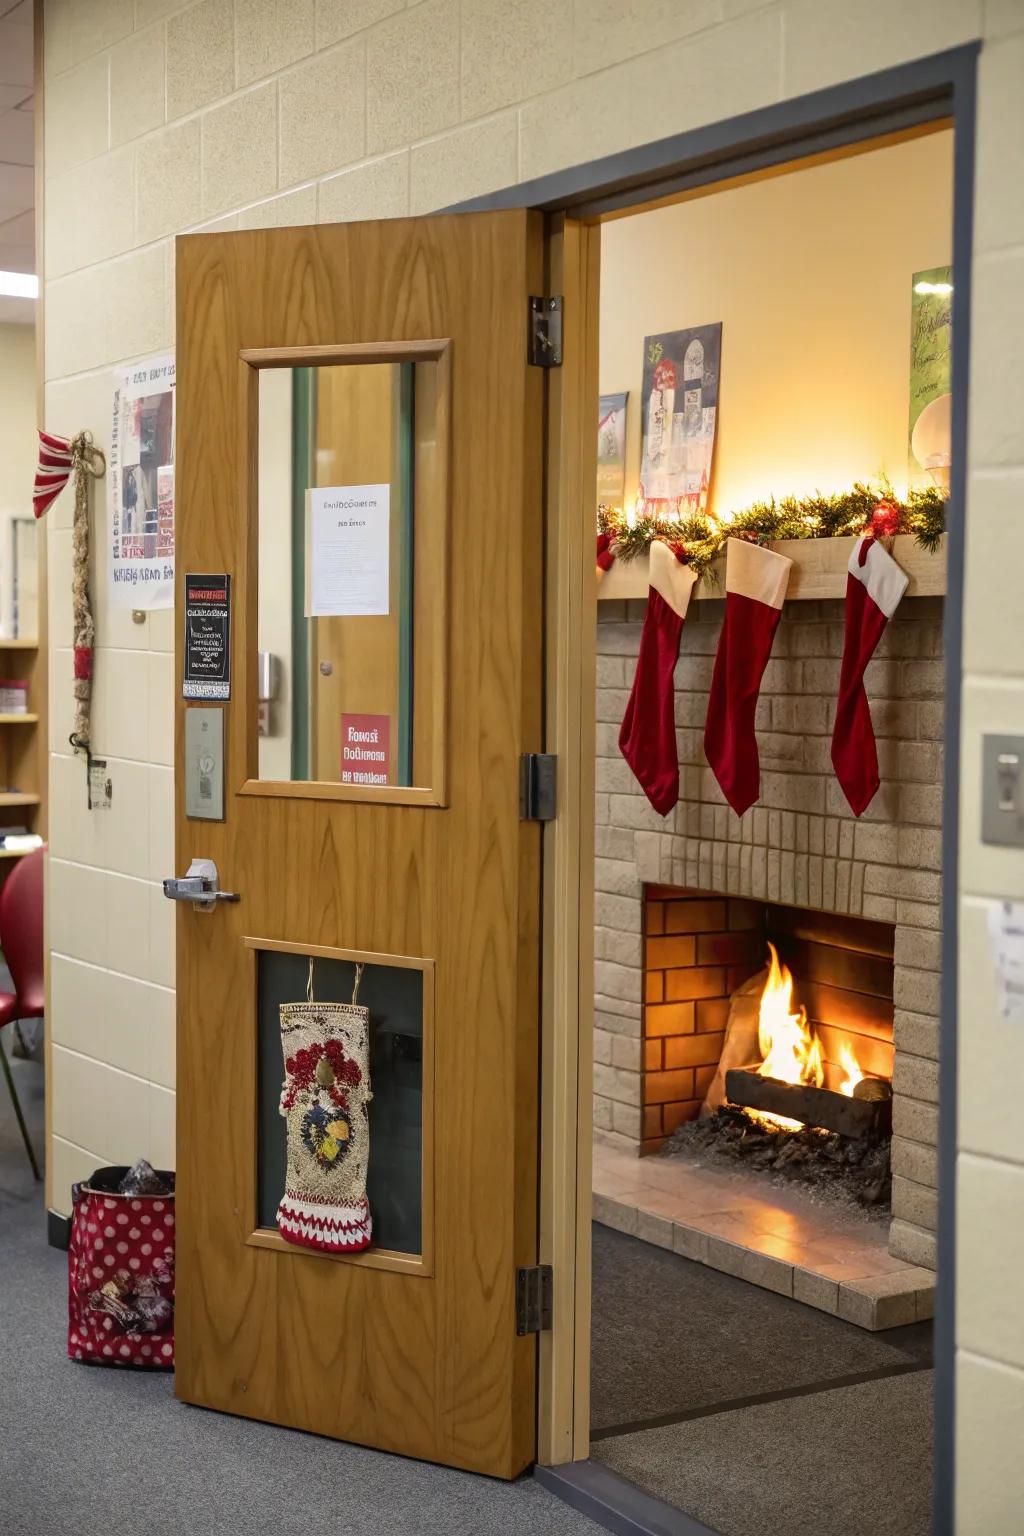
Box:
(0, 847), (45, 1180)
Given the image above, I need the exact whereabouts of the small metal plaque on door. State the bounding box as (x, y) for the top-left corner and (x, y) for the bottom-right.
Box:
(185, 706), (224, 821)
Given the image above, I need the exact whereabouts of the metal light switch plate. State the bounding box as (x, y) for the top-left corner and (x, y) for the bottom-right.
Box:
(185, 706), (225, 821)
(981, 734), (1024, 847)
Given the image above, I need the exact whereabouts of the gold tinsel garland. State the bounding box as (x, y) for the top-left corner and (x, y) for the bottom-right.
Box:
(598, 481), (946, 582)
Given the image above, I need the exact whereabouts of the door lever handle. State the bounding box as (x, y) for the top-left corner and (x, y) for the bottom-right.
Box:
(162, 858), (240, 910)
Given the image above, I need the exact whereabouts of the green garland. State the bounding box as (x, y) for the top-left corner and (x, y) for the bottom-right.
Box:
(598, 481), (946, 582)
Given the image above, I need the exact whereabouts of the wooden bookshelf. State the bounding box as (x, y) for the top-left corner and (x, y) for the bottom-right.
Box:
(0, 638), (44, 875)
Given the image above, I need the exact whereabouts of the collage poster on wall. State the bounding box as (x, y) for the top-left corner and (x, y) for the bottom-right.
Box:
(597, 392), (628, 510)
(109, 352), (176, 609)
(639, 324), (722, 516)
(908, 266), (952, 491)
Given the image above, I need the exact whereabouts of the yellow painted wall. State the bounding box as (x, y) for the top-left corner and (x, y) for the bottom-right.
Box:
(39, 3), (1024, 1524)
(599, 131), (954, 517)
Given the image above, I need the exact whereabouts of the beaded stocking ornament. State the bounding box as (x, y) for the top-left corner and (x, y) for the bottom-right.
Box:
(277, 961), (372, 1254)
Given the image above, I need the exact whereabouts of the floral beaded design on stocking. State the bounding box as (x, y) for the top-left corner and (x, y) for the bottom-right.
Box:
(276, 962), (372, 1253)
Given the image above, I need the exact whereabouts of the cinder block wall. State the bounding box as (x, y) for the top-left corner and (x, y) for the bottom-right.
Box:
(40, 3), (1024, 1521)
(596, 594), (943, 1269)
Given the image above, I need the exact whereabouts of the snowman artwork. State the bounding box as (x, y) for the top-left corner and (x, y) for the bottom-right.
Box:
(639, 325), (722, 515)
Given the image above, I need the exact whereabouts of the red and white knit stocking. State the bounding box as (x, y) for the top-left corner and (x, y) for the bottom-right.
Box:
(704, 538), (793, 816)
(619, 540), (697, 816)
(277, 977), (373, 1254)
(831, 536), (909, 815)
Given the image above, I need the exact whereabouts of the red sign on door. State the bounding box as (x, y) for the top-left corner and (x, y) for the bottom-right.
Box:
(341, 713), (391, 786)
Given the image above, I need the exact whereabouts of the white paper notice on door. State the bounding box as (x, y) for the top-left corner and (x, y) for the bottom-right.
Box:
(307, 484), (390, 617)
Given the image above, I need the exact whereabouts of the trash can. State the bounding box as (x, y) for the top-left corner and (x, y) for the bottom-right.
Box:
(67, 1166), (176, 1369)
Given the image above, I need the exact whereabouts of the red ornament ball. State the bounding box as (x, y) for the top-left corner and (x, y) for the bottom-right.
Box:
(870, 500), (901, 540)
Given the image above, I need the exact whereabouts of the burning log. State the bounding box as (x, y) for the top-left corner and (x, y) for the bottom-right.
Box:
(725, 1068), (892, 1140)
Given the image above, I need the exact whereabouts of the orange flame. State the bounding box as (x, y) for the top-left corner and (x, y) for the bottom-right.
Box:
(837, 1042), (865, 1098)
(757, 943), (823, 1090)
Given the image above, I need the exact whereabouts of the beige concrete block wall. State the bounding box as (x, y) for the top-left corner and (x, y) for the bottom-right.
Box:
(39, 0), (1020, 1520)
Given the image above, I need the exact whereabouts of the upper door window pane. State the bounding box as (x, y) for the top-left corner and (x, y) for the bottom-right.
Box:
(256, 358), (445, 798)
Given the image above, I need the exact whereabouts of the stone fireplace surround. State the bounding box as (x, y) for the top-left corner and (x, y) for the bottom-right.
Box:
(595, 591), (943, 1274)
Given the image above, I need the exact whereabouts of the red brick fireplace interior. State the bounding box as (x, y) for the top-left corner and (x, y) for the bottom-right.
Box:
(642, 885), (895, 1155)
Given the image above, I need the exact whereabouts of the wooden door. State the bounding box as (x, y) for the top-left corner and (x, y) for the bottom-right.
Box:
(173, 212), (546, 1477)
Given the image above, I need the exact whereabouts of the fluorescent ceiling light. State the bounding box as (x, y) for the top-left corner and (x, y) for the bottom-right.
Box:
(913, 280), (953, 296)
(0, 270), (38, 299)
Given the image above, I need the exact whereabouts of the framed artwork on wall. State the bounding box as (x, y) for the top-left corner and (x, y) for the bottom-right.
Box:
(639, 324), (722, 517)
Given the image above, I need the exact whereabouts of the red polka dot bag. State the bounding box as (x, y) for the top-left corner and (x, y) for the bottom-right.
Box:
(67, 1166), (176, 1369)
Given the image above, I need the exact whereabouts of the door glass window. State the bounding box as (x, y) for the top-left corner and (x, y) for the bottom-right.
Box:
(256, 360), (444, 795)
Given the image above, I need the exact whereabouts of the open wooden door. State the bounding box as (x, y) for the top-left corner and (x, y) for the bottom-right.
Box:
(171, 211), (548, 1477)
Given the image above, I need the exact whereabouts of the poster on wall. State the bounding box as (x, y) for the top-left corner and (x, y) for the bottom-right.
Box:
(639, 325), (721, 516)
(597, 392), (628, 510)
(908, 266), (953, 491)
(109, 352), (176, 609)
(307, 484), (390, 617)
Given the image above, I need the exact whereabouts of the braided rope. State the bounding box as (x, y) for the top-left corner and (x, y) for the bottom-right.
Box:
(68, 431), (104, 755)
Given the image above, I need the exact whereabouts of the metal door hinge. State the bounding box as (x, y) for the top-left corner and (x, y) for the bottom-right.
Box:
(516, 1265), (553, 1336)
(528, 296), (563, 367)
(520, 753), (556, 821)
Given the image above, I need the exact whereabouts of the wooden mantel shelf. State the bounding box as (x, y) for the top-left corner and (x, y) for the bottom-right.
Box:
(597, 533), (947, 603)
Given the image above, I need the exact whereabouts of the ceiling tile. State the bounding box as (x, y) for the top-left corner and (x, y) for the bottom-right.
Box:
(0, 18), (33, 90)
(0, 208), (33, 245)
(0, 103), (33, 165)
(0, 84), (29, 112)
(0, 160), (32, 220)
(0, 243), (34, 276)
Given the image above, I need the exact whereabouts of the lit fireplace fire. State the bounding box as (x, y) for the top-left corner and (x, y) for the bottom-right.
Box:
(750, 944), (866, 1129)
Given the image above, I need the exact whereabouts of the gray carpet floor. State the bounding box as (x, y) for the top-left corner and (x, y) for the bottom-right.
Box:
(596, 1373), (933, 1536)
(590, 1224), (933, 1535)
(0, 1053), (603, 1536)
(590, 1224), (932, 1434)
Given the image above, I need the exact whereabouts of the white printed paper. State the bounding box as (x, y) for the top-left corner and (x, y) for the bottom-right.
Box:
(986, 899), (1024, 1021)
(308, 484), (390, 617)
(109, 353), (176, 609)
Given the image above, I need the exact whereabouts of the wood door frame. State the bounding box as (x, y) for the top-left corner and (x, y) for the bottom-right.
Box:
(501, 47), (979, 1502)
(538, 215), (600, 1467)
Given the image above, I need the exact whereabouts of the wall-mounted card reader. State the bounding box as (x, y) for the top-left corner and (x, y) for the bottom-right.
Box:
(185, 706), (224, 821)
(982, 735), (1024, 847)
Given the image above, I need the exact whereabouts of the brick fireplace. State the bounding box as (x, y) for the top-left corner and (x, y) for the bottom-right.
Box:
(641, 890), (896, 1148)
(595, 592), (942, 1272)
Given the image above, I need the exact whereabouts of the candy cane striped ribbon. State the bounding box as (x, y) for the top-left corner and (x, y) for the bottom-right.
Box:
(33, 428), (75, 518)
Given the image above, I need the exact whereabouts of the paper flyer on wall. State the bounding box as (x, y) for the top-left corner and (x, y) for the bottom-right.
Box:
(109, 353), (176, 609)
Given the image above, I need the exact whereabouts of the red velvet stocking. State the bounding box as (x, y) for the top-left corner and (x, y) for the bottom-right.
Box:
(704, 538), (793, 816)
(832, 536), (909, 815)
(619, 541), (697, 817)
